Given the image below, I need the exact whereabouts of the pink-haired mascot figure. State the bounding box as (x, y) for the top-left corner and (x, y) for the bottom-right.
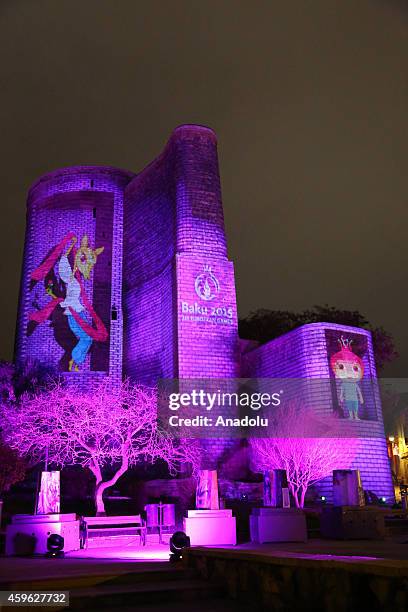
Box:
(330, 336), (364, 420)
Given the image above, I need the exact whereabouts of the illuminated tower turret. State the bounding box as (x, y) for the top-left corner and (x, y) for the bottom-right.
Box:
(15, 166), (133, 387)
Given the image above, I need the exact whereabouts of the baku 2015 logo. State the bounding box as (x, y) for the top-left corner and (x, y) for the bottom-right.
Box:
(194, 266), (220, 301)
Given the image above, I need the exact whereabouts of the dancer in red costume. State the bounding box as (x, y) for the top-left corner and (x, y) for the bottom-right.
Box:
(29, 232), (108, 372)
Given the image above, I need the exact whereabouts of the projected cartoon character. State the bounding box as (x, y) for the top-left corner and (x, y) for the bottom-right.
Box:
(28, 231), (108, 372)
(330, 336), (364, 419)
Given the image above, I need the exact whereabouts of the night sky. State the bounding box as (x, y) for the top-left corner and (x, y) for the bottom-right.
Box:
(1, 1), (407, 375)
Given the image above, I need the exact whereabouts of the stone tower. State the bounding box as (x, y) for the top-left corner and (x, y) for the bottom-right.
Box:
(15, 166), (133, 387)
(123, 125), (240, 383)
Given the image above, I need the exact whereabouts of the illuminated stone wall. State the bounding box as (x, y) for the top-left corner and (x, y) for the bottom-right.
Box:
(242, 323), (395, 502)
(15, 166), (133, 387)
(122, 138), (177, 384)
(123, 125), (240, 384)
(122, 125), (240, 472)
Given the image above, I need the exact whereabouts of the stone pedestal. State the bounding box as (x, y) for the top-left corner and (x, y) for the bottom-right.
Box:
(333, 470), (365, 507)
(250, 507), (307, 543)
(183, 509), (236, 546)
(320, 506), (386, 540)
(196, 470), (219, 509)
(6, 513), (80, 555)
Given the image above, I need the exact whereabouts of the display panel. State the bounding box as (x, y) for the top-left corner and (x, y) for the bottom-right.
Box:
(325, 329), (377, 421)
(28, 230), (109, 372)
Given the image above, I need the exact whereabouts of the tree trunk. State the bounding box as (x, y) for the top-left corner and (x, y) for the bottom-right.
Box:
(95, 482), (106, 516)
(289, 483), (300, 508)
(300, 487), (307, 509)
(92, 453), (129, 516)
(293, 487), (300, 508)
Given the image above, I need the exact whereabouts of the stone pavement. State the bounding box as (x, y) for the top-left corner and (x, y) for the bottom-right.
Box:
(234, 535), (408, 561)
(183, 537), (408, 611)
(1, 537), (408, 611)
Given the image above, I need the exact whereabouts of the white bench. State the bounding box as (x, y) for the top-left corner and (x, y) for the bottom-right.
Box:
(82, 515), (146, 547)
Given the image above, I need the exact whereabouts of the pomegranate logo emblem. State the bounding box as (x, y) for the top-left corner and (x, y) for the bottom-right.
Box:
(194, 266), (220, 301)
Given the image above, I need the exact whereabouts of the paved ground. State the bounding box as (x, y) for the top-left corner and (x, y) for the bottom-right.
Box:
(234, 535), (408, 562)
(1, 538), (407, 612)
(0, 559), (245, 611)
(184, 542), (408, 612)
(1, 535), (408, 584)
(0, 557), (170, 584)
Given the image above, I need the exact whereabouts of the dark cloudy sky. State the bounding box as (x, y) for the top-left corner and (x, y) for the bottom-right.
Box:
(1, 1), (407, 374)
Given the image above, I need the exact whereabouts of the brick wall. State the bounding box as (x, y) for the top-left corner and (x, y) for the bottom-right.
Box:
(123, 125), (239, 382)
(123, 133), (177, 384)
(15, 166), (133, 386)
(123, 125), (241, 471)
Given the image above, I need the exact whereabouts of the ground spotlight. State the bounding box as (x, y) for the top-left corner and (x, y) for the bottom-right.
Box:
(169, 531), (190, 562)
(46, 533), (65, 558)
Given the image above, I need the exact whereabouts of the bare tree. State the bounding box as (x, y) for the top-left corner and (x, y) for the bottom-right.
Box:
(1, 378), (200, 515)
(250, 404), (359, 508)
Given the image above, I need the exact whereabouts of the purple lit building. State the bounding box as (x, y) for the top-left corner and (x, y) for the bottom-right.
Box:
(15, 124), (394, 501)
(16, 126), (239, 387)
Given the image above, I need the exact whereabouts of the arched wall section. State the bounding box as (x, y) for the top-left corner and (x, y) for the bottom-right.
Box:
(16, 166), (133, 385)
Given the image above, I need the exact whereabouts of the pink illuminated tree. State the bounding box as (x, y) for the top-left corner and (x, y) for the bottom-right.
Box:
(250, 404), (359, 508)
(1, 379), (200, 515)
